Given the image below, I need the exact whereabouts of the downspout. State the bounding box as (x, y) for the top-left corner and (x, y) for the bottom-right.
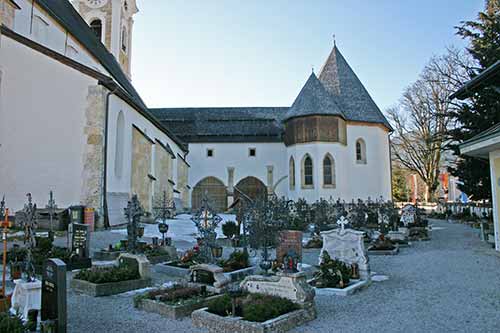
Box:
(388, 131), (394, 202)
(102, 81), (119, 229)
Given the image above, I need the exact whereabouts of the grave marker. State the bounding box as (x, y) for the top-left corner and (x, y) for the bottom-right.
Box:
(41, 258), (67, 333)
(276, 230), (302, 265)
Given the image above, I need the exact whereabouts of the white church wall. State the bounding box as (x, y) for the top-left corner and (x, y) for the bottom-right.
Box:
(13, 0), (108, 75)
(106, 95), (187, 199)
(0, 35), (97, 212)
(286, 124), (391, 203)
(187, 142), (286, 194)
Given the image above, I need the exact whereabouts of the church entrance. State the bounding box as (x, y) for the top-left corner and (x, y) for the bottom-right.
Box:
(192, 177), (228, 212)
(234, 177), (267, 202)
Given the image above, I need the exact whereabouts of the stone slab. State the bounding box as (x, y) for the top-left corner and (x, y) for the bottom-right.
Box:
(70, 278), (152, 297)
(241, 272), (315, 304)
(191, 304), (317, 333)
(154, 262), (191, 277)
(118, 253), (151, 279)
(367, 246), (400, 256)
(224, 266), (256, 282)
(93, 250), (124, 261)
(313, 279), (369, 296)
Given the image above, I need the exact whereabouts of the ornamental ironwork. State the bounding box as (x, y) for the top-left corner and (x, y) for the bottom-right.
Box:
(192, 192), (222, 263)
(21, 193), (37, 282)
(124, 195), (144, 253)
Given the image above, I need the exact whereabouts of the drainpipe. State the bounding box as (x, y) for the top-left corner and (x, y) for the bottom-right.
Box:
(388, 131), (394, 202)
(102, 81), (119, 229)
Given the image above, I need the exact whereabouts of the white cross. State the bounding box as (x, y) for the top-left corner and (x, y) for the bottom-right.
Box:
(336, 216), (349, 232)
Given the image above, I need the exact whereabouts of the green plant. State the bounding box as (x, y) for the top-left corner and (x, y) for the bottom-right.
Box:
(242, 294), (298, 322)
(207, 294), (232, 316)
(0, 312), (25, 333)
(221, 250), (249, 272)
(312, 251), (352, 288)
(222, 221), (239, 239)
(74, 263), (140, 284)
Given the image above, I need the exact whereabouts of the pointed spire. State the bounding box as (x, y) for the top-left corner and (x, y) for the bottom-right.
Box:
(284, 72), (344, 121)
(317, 44), (392, 129)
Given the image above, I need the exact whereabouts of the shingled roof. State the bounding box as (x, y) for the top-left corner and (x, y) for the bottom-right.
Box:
(284, 72), (345, 121)
(318, 45), (392, 129)
(149, 107), (287, 142)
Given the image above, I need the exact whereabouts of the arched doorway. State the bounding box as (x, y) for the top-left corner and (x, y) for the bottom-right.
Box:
(234, 177), (267, 202)
(192, 177), (227, 212)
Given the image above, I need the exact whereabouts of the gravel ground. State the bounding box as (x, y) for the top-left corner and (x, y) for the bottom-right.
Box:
(67, 219), (500, 333)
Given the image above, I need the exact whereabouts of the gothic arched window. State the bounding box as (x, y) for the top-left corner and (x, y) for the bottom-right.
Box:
(90, 19), (103, 40)
(323, 154), (335, 187)
(289, 157), (295, 190)
(302, 154), (313, 188)
(114, 111), (125, 178)
(356, 139), (367, 164)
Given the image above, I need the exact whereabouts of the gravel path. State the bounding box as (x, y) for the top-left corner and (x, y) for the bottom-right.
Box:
(67, 219), (500, 333)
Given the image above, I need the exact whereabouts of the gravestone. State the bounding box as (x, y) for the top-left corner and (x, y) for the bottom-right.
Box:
(400, 204), (416, 226)
(190, 264), (230, 290)
(320, 224), (370, 280)
(276, 230), (303, 265)
(241, 272), (315, 304)
(41, 259), (67, 333)
(118, 253), (151, 279)
(70, 223), (90, 258)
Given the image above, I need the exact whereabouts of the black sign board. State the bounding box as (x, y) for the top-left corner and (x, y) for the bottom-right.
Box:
(71, 223), (90, 258)
(41, 258), (67, 333)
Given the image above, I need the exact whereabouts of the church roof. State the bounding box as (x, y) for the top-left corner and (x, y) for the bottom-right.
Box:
(35, 0), (147, 110)
(284, 72), (345, 121)
(318, 45), (392, 129)
(149, 107), (287, 142)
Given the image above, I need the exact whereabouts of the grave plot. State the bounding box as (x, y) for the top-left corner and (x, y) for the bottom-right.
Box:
(70, 254), (152, 297)
(400, 204), (431, 241)
(192, 272), (316, 333)
(310, 217), (370, 296)
(134, 283), (224, 320)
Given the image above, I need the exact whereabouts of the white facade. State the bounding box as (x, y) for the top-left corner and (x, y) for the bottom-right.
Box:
(187, 124), (391, 204)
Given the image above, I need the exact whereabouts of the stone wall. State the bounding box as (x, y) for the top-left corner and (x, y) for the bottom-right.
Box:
(177, 156), (189, 208)
(154, 143), (172, 200)
(81, 85), (107, 226)
(131, 126), (152, 212)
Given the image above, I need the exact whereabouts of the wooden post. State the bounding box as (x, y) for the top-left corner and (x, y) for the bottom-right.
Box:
(2, 208), (9, 298)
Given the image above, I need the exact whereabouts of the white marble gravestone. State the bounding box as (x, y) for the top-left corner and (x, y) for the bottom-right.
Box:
(11, 279), (42, 320)
(241, 272), (315, 304)
(320, 220), (370, 280)
(400, 204), (416, 226)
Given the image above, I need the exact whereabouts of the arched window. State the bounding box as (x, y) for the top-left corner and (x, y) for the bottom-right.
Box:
(323, 154), (335, 187)
(289, 157), (295, 190)
(89, 19), (103, 40)
(302, 155), (313, 188)
(356, 139), (367, 164)
(121, 26), (128, 52)
(114, 111), (125, 178)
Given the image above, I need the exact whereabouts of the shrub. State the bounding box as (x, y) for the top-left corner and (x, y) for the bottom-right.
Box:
(0, 312), (25, 333)
(222, 221), (239, 239)
(242, 294), (298, 322)
(207, 294), (232, 316)
(74, 263), (140, 284)
(222, 250), (249, 272)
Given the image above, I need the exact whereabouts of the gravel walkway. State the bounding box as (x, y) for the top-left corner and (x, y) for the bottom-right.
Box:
(67, 219), (500, 333)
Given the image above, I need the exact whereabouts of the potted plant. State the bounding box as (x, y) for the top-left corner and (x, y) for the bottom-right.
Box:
(222, 221), (239, 246)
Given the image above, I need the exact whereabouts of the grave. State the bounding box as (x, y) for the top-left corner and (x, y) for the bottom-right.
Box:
(41, 258), (67, 333)
(10, 279), (42, 321)
(320, 217), (370, 280)
(313, 217), (371, 296)
(276, 230), (303, 266)
(68, 223), (92, 270)
(241, 271), (315, 305)
(400, 204), (416, 226)
(190, 264), (230, 292)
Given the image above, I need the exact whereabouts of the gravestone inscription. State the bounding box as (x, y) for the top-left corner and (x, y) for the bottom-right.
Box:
(276, 230), (302, 265)
(71, 223), (90, 258)
(41, 258), (67, 333)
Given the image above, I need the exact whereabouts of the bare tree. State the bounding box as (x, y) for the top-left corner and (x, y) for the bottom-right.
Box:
(388, 49), (469, 202)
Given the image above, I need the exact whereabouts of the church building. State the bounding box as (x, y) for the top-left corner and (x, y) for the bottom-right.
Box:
(0, 0), (392, 226)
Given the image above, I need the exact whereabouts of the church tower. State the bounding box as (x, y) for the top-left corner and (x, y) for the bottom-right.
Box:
(72, 0), (138, 79)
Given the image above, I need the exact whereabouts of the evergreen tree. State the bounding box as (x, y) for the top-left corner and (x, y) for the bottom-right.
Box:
(392, 165), (410, 202)
(449, 0), (500, 200)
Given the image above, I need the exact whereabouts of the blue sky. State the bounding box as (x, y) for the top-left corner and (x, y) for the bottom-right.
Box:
(131, 1), (484, 111)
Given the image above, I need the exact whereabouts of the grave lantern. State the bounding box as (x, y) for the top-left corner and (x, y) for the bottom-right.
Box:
(68, 205), (85, 224)
(211, 246), (223, 259)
